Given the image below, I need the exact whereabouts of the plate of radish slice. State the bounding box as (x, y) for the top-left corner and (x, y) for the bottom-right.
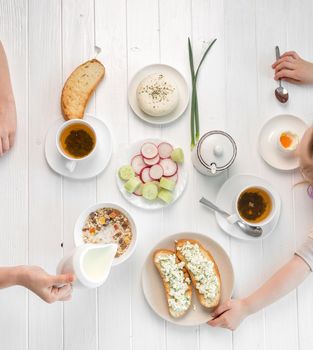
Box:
(116, 138), (187, 209)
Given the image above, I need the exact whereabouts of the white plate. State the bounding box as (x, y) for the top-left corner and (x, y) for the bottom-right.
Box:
(141, 232), (234, 326)
(74, 202), (137, 266)
(215, 174), (281, 241)
(128, 64), (189, 125)
(45, 115), (112, 180)
(258, 114), (308, 171)
(116, 138), (187, 210)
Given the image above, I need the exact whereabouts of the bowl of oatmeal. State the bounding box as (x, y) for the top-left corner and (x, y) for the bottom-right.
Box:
(74, 203), (137, 266)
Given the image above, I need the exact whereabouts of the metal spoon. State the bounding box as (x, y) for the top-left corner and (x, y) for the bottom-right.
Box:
(199, 197), (263, 238)
(274, 46), (289, 103)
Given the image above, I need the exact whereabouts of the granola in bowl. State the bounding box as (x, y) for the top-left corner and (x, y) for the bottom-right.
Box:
(82, 207), (133, 258)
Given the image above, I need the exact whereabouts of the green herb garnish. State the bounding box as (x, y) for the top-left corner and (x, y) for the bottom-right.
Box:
(188, 37), (217, 149)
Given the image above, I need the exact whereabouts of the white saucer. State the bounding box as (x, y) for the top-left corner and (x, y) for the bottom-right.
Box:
(215, 174), (281, 241)
(116, 138), (188, 210)
(258, 114), (308, 171)
(128, 64), (189, 125)
(45, 115), (112, 180)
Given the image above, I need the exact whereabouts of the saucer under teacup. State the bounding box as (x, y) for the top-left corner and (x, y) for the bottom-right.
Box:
(45, 115), (112, 180)
(215, 174), (281, 241)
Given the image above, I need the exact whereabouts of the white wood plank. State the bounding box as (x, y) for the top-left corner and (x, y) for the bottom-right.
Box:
(61, 1), (98, 349)
(126, 1), (165, 349)
(0, 1), (28, 349)
(189, 0), (232, 347)
(285, 1), (313, 349)
(4, 1), (313, 349)
(94, 0), (132, 349)
(255, 1), (300, 349)
(158, 0), (199, 347)
(224, 0), (265, 349)
(28, 0), (64, 349)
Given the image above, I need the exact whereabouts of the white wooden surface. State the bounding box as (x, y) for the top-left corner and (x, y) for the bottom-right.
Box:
(1, 0), (313, 349)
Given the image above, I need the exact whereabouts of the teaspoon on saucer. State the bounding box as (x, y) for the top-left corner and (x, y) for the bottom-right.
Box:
(199, 197), (263, 238)
(274, 46), (289, 103)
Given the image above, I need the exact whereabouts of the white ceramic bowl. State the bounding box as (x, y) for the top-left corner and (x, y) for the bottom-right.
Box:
(128, 64), (189, 125)
(142, 232), (234, 326)
(74, 202), (137, 266)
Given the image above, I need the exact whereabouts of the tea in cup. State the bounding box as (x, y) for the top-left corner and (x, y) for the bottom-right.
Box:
(228, 186), (275, 227)
(56, 119), (97, 172)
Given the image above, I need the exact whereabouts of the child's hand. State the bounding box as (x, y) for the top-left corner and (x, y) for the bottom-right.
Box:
(272, 51), (313, 84)
(0, 94), (16, 155)
(207, 299), (250, 331)
(18, 265), (75, 303)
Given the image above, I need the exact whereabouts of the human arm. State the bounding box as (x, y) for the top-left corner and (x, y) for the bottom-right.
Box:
(272, 50), (313, 84)
(0, 265), (75, 303)
(0, 40), (17, 154)
(208, 255), (310, 330)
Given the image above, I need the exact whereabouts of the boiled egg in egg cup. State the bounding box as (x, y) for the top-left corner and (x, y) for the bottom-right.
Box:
(277, 131), (299, 154)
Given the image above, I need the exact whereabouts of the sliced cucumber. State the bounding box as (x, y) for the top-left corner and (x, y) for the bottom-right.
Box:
(142, 182), (158, 201)
(152, 181), (160, 189)
(158, 189), (173, 204)
(171, 147), (184, 163)
(159, 177), (176, 192)
(134, 181), (144, 196)
(124, 177), (141, 193)
(119, 165), (135, 181)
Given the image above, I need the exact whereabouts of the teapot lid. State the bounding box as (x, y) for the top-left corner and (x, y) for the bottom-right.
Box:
(197, 130), (237, 172)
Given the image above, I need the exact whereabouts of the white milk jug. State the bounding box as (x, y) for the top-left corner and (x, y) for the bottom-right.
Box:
(57, 243), (117, 288)
(191, 130), (237, 176)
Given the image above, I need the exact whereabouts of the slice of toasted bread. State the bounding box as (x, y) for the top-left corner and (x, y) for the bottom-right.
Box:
(61, 59), (105, 120)
(175, 239), (221, 308)
(153, 249), (192, 318)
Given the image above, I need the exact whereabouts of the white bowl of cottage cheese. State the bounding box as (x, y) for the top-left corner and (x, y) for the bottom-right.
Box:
(128, 64), (189, 125)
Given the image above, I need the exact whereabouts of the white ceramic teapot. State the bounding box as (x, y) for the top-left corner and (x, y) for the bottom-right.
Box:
(191, 130), (237, 176)
(57, 243), (117, 289)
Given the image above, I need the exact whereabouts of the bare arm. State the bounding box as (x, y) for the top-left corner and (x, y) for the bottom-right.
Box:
(245, 255), (310, 313)
(208, 255), (310, 330)
(0, 265), (75, 303)
(0, 266), (20, 289)
(0, 40), (17, 154)
(0, 41), (14, 100)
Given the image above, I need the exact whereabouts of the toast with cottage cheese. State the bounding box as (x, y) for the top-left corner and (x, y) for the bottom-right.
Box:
(153, 249), (192, 318)
(175, 239), (221, 308)
(61, 59), (105, 120)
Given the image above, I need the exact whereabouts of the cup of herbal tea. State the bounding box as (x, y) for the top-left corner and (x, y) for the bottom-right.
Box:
(228, 185), (276, 227)
(56, 119), (97, 172)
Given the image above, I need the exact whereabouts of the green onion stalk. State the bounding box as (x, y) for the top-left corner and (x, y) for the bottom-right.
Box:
(188, 37), (217, 149)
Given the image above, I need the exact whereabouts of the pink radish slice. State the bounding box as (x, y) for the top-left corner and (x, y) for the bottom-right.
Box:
(143, 154), (160, 166)
(131, 154), (146, 174)
(141, 142), (158, 159)
(140, 167), (153, 183)
(158, 142), (173, 159)
(164, 173), (178, 182)
(159, 158), (178, 176)
(149, 164), (164, 180)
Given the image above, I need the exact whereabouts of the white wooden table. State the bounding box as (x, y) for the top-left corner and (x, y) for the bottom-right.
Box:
(1, 0), (313, 349)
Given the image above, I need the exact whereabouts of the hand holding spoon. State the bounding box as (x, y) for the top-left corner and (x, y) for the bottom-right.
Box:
(199, 197), (263, 238)
(275, 46), (289, 103)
